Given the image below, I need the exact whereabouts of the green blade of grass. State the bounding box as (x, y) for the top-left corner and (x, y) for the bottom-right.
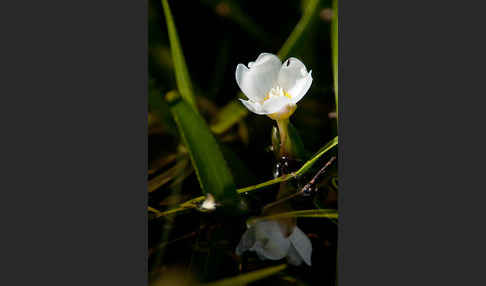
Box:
(203, 264), (287, 286)
(161, 0), (197, 110)
(277, 0), (320, 59)
(165, 90), (239, 203)
(210, 100), (248, 134)
(331, 0), (338, 118)
(297, 136), (338, 175)
(155, 136), (338, 217)
(148, 206), (160, 214)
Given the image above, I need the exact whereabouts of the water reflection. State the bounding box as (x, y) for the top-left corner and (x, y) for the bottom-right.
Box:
(236, 220), (312, 266)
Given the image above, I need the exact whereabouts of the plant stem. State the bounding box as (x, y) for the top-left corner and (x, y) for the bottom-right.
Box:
(276, 119), (291, 156)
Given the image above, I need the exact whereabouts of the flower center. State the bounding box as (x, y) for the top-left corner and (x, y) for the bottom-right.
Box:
(262, 86), (292, 102)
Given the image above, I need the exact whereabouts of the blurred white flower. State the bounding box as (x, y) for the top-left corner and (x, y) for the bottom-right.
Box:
(235, 53), (313, 120)
(199, 193), (216, 211)
(235, 220), (312, 266)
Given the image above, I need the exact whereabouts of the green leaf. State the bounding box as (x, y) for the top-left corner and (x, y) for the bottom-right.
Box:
(154, 136), (338, 217)
(210, 100), (248, 134)
(277, 0), (320, 60)
(331, 0), (339, 118)
(165, 90), (239, 203)
(161, 0), (197, 110)
(148, 206), (160, 214)
(203, 264), (287, 286)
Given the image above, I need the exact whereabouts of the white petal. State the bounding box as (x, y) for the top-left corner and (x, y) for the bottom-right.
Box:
(289, 71), (312, 104)
(250, 220), (290, 260)
(277, 58), (313, 103)
(240, 96), (294, 116)
(288, 226), (312, 266)
(255, 246), (268, 261)
(235, 53), (281, 102)
(261, 95), (294, 114)
(200, 194), (216, 210)
(239, 99), (265, 115)
(249, 53), (281, 69)
(277, 57), (307, 89)
(287, 244), (304, 266)
(235, 226), (256, 256)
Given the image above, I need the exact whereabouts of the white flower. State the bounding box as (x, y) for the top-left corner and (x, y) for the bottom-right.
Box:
(235, 53), (313, 120)
(235, 220), (312, 266)
(199, 193), (216, 211)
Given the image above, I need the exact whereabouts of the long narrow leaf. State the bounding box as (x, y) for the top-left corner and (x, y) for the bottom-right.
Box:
(161, 0), (197, 110)
(203, 264), (287, 286)
(297, 136), (338, 175)
(277, 0), (320, 59)
(210, 100), (248, 134)
(165, 91), (238, 203)
(148, 206), (160, 213)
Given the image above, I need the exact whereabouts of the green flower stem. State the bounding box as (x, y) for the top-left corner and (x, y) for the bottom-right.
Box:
(276, 119), (291, 157)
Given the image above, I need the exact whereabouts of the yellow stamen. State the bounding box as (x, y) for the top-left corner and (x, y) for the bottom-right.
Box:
(263, 89), (292, 102)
